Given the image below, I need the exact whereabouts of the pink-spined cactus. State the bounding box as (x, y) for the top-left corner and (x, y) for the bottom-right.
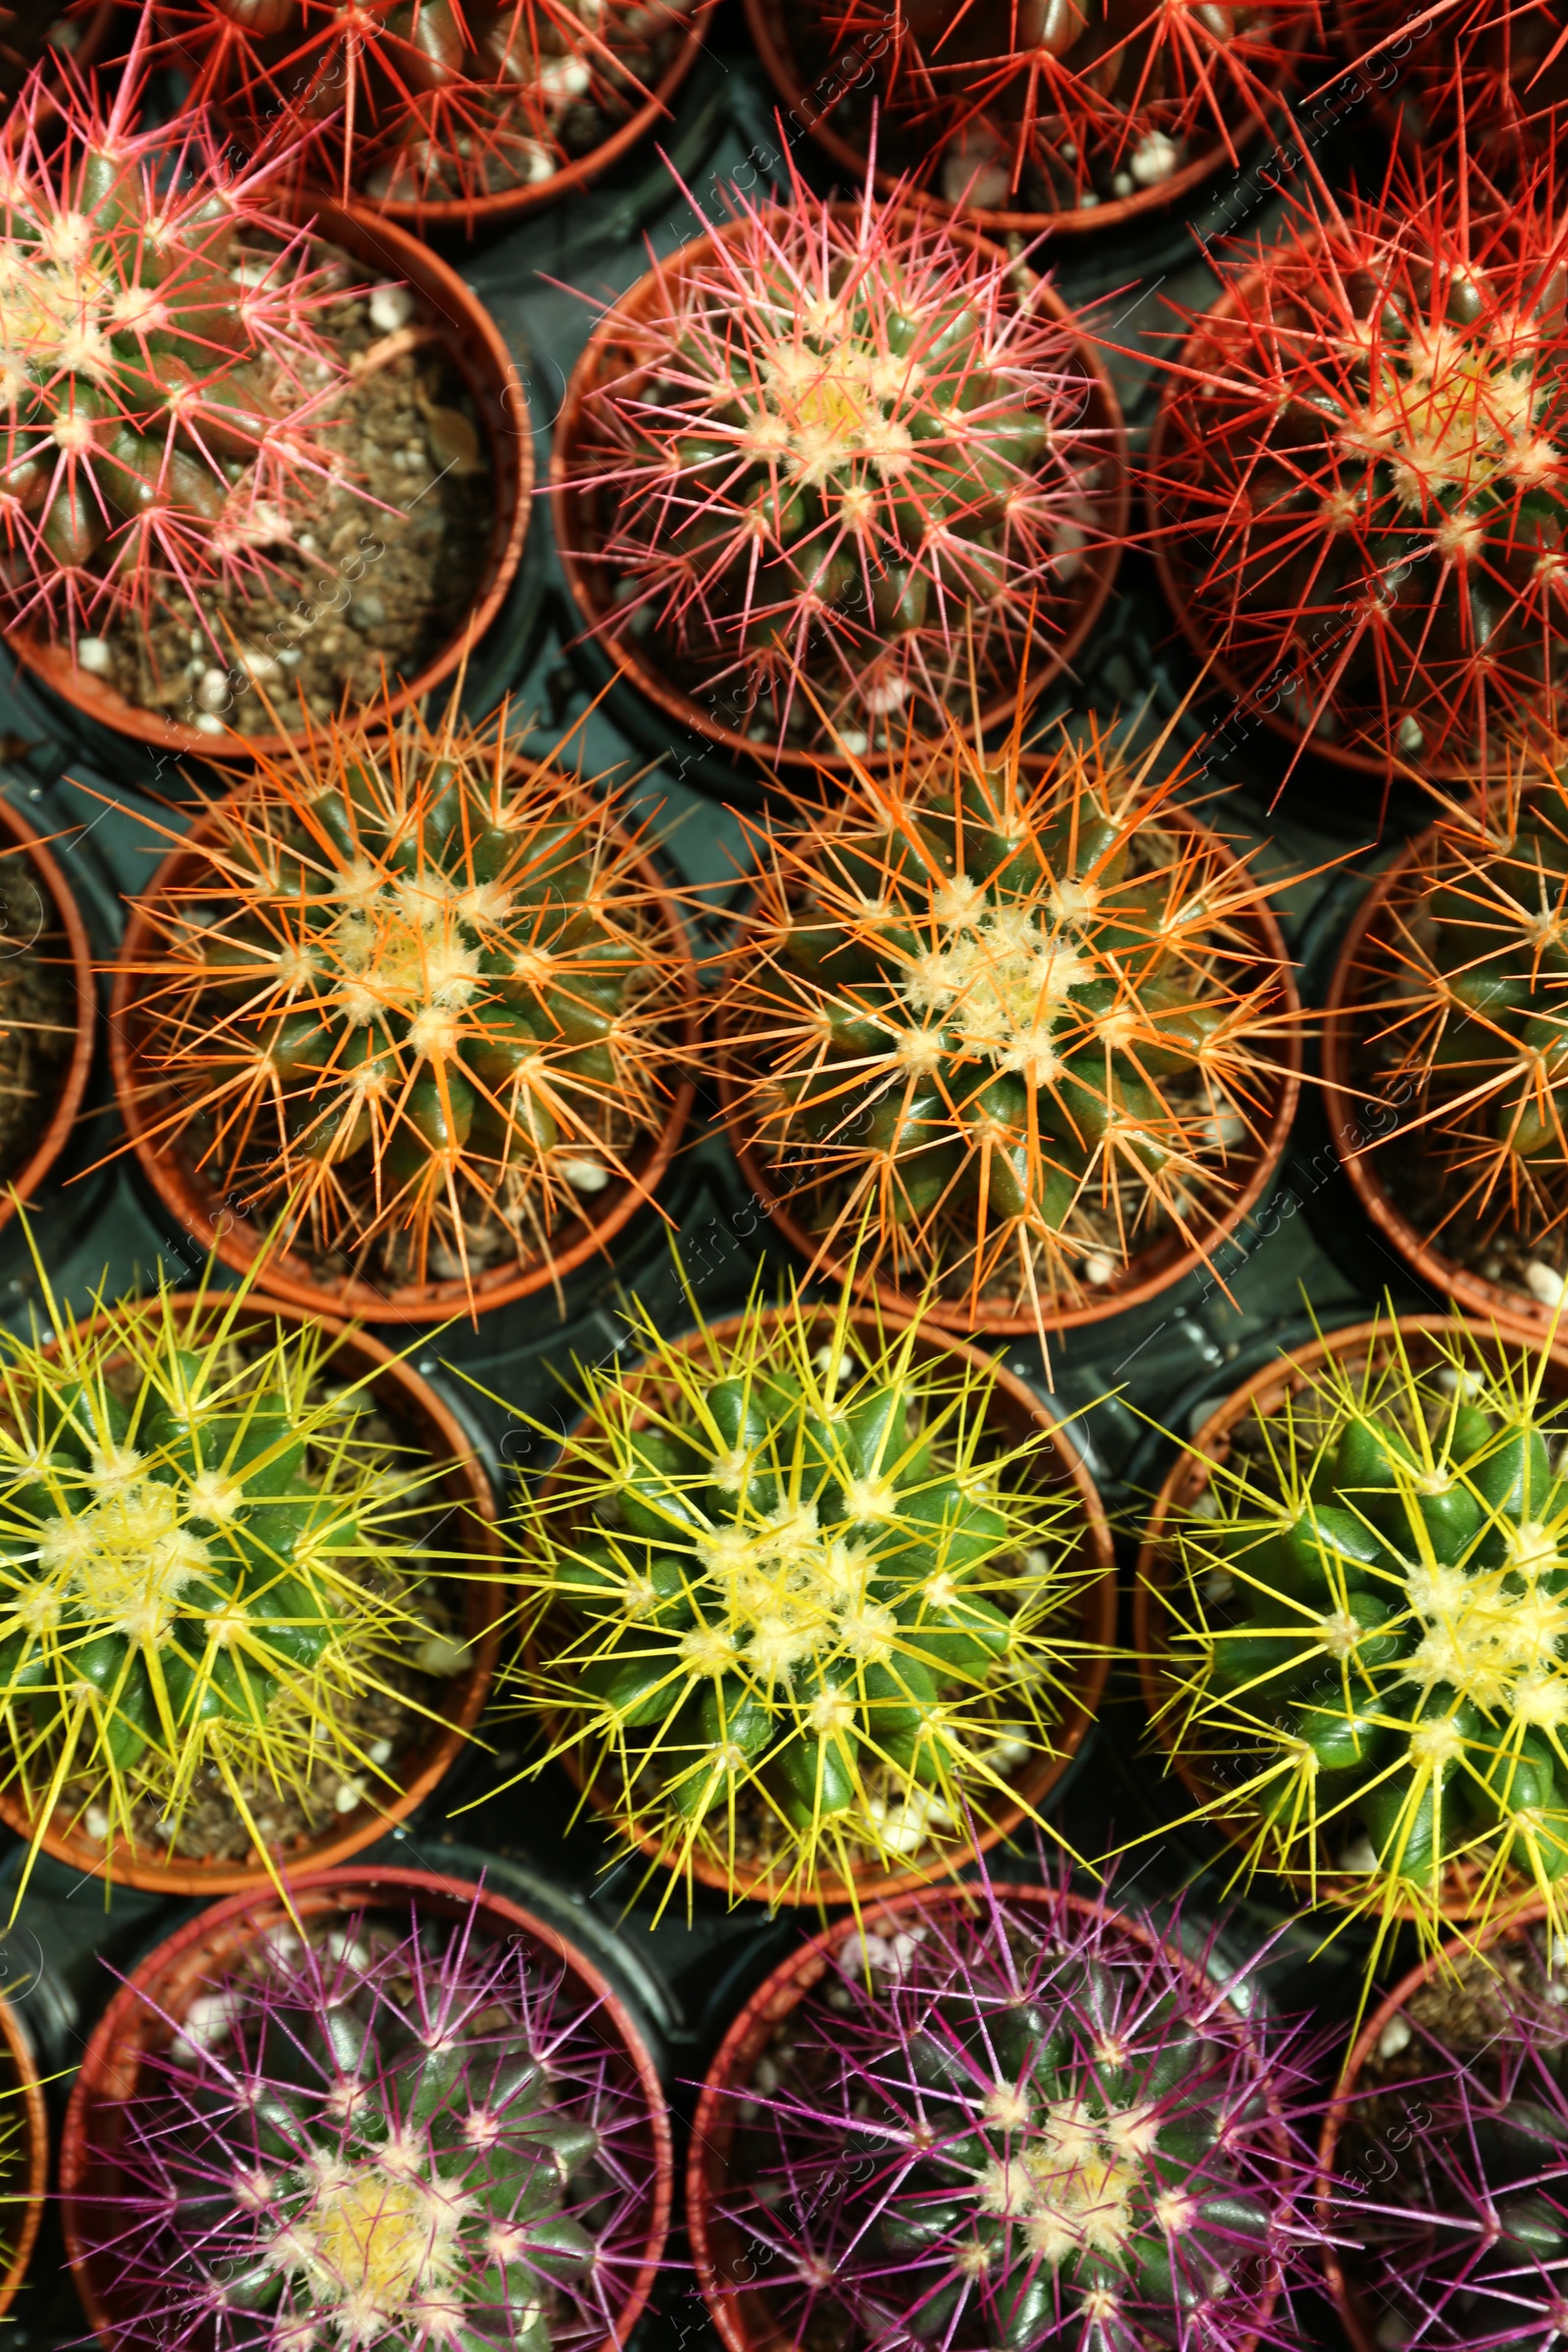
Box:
(74, 1896), (662, 2352)
(1329, 1942), (1568, 2350)
(705, 1875), (1327, 2352)
(0, 49), (355, 648)
(1143, 146), (1568, 778)
(558, 154), (1125, 761)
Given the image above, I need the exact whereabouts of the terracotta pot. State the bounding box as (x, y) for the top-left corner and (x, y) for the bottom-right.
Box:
(0, 1990), (46, 2321)
(174, 1), (719, 235)
(538, 1308), (1116, 1909)
(60, 1865), (671, 2352)
(1147, 272), (1510, 785)
(1134, 1315), (1568, 1917)
(107, 804), (698, 1325)
(1315, 1901), (1547, 2352)
(11, 198), (530, 764)
(1321, 827), (1556, 1344)
(742, 0), (1309, 243)
(689, 1882), (1289, 2352)
(0, 1294), (504, 1894)
(716, 806), (1302, 1336)
(551, 206), (1127, 780)
(0, 793), (95, 1236)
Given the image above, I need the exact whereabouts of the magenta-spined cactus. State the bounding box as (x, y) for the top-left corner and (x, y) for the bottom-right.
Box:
(0, 48), (354, 647)
(1328, 1936), (1568, 2350)
(700, 1875), (1327, 2352)
(74, 1895), (663, 2352)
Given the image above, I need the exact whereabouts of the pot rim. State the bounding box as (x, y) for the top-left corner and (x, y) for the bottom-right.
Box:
(58, 1863), (672, 2352)
(549, 203), (1128, 778)
(0, 793), (96, 1239)
(714, 802), (1302, 1334)
(105, 794), (699, 1323)
(0, 1291), (504, 1893)
(534, 1304), (1116, 1907)
(1313, 1897), (1550, 2352)
(0, 1989), (46, 2320)
(688, 1879), (1288, 2352)
(1132, 1312), (1568, 1915)
(9, 196), (530, 764)
(740, 0), (1311, 241)
(1320, 820), (1560, 1343)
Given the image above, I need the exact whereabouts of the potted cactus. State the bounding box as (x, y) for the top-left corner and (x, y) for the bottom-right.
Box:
(149, 0), (716, 227)
(1, 47), (528, 762)
(61, 1868), (671, 2352)
(1317, 1904), (1567, 2352)
(1336, 0), (1568, 170)
(105, 685), (700, 1323)
(1323, 745), (1568, 1342)
(551, 157), (1127, 774)
(1137, 1306), (1568, 1984)
(0, 1986), (45, 2321)
(745, 0), (1322, 235)
(1143, 153), (1568, 780)
(0, 1249), (502, 1899)
(690, 1873), (1327, 2352)
(716, 710), (1303, 1338)
(490, 1270), (1116, 1911)
(0, 795), (95, 1238)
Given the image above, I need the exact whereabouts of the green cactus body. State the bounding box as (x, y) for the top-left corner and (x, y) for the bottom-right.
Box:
(1166, 1315), (1568, 1936)
(727, 727), (1291, 1322)
(511, 1283), (1098, 1900)
(0, 1270), (456, 1865)
(119, 700), (690, 1298)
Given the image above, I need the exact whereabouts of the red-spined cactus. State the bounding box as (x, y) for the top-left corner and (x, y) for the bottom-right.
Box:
(770, 0), (1322, 224)
(0, 53), (355, 649)
(151, 1), (706, 214)
(555, 156), (1126, 765)
(1144, 152), (1568, 778)
(1337, 0), (1568, 172)
(700, 1876), (1328, 2352)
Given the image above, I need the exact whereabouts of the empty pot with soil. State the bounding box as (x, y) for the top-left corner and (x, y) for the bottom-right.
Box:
(62, 1867), (672, 2352)
(2, 57), (529, 763)
(493, 1276), (1115, 1911)
(106, 685), (700, 1323)
(0, 1269), (502, 1897)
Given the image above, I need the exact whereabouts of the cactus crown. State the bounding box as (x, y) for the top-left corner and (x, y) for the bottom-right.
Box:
(1148, 155), (1568, 773)
(0, 1248), (461, 1885)
(1331, 1930), (1568, 2350)
(1159, 1308), (1568, 1975)
(1347, 750), (1568, 1284)
(564, 154), (1119, 757)
(721, 714), (1298, 1331)
(497, 1268), (1101, 1908)
(154, 1), (700, 213)
(0, 55), (351, 644)
(713, 1880), (1322, 2352)
(111, 686), (693, 1306)
(82, 1894), (661, 2352)
(809, 0), (1318, 216)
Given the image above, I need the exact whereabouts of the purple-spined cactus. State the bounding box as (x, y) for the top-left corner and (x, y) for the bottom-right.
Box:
(76, 1896), (662, 2352)
(709, 1875), (1325, 2352)
(1331, 1947), (1568, 2349)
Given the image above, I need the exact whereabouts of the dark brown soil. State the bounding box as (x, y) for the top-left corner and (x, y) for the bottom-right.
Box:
(0, 857), (75, 1179)
(84, 270), (493, 739)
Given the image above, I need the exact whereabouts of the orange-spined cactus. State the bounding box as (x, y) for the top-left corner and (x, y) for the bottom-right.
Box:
(1337, 0), (1568, 172)
(0, 51), (353, 646)
(108, 685), (697, 1310)
(718, 711), (1302, 1332)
